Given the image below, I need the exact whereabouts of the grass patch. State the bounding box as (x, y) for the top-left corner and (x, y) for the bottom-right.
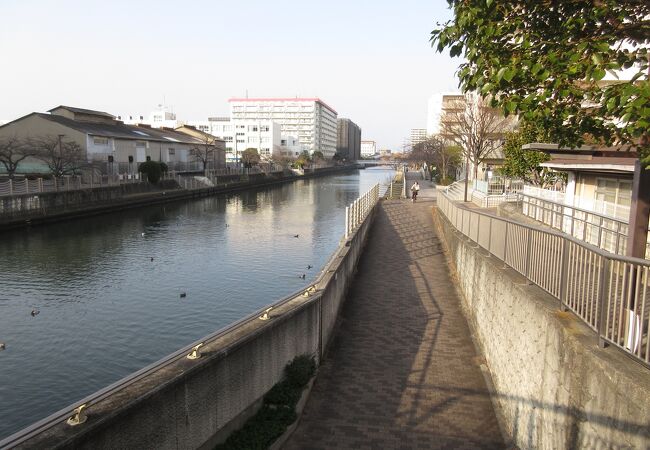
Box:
(215, 355), (316, 450)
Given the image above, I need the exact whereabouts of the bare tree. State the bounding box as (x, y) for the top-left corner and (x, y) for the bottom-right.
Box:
(0, 136), (33, 179)
(409, 136), (461, 183)
(440, 93), (515, 200)
(31, 136), (85, 177)
(189, 134), (218, 172)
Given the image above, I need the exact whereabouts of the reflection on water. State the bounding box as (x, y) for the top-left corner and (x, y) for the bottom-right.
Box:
(0, 168), (393, 439)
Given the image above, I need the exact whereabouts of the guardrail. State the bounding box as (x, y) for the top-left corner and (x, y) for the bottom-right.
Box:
(518, 192), (650, 258)
(345, 183), (380, 239)
(438, 191), (650, 368)
(0, 182), (382, 449)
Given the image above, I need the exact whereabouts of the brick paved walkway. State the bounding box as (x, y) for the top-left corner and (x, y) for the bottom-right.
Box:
(283, 199), (505, 449)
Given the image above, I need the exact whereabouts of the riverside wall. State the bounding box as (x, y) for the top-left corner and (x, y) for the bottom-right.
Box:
(434, 208), (650, 449)
(0, 165), (355, 230)
(7, 199), (377, 450)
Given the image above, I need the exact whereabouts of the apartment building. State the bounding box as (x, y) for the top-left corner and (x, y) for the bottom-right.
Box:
(336, 118), (361, 161)
(228, 98), (338, 159)
(186, 117), (282, 163)
(360, 140), (377, 157)
(409, 128), (428, 148)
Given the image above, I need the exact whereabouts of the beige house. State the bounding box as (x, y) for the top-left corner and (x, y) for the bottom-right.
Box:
(0, 106), (225, 174)
(174, 125), (226, 169)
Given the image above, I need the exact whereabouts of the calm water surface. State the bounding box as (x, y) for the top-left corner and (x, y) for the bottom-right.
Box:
(0, 168), (393, 439)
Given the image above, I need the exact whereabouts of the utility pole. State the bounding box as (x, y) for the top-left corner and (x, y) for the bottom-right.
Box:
(57, 134), (65, 177)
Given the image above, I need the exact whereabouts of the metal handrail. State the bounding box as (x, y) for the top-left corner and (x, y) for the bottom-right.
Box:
(345, 183), (380, 239)
(0, 184), (382, 449)
(517, 192), (650, 258)
(438, 191), (650, 368)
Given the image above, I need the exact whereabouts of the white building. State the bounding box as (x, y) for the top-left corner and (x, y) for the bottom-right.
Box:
(118, 106), (180, 129)
(409, 128), (427, 147)
(360, 140), (377, 157)
(228, 98), (338, 159)
(186, 117), (282, 163)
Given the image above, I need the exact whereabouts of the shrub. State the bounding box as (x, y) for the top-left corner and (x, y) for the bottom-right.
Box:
(215, 354), (316, 450)
(138, 161), (163, 184)
(159, 162), (169, 173)
(285, 355), (315, 387)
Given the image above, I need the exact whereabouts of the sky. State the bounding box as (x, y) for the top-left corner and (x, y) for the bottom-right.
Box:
(0, 0), (461, 150)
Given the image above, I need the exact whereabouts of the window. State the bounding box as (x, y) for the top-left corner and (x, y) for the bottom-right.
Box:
(281, 140), (287, 146)
(249, 126), (258, 132)
(226, 147), (233, 152)
(223, 125), (233, 132)
(236, 132), (245, 136)
(224, 136), (233, 142)
(93, 137), (109, 146)
(260, 125), (269, 132)
(261, 137), (270, 144)
(248, 136), (257, 143)
(237, 139), (245, 143)
(168, 148), (175, 155)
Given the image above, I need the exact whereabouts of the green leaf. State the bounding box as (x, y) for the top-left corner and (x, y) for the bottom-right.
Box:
(592, 68), (606, 81)
(497, 67), (508, 81)
(503, 68), (516, 82)
(486, 0), (494, 7)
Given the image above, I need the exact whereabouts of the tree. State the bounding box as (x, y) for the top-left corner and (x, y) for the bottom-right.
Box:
(31, 136), (84, 177)
(431, 1), (650, 163)
(138, 160), (164, 183)
(439, 93), (514, 196)
(294, 150), (311, 169)
(311, 150), (324, 161)
(189, 134), (219, 171)
(0, 136), (32, 179)
(499, 122), (561, 187)
(240, 148), (260, 168)
(410, 136), (462, 183)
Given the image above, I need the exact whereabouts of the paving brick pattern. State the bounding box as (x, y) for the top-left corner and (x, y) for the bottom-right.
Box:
(283, 199), (505, 450)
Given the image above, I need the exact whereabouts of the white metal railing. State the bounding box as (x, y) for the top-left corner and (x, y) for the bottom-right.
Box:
(0, 174), (143, 198)
(345, 183), (380, 239)
(518, 193), (650, 258)
(473, 176), (524, 195)
(438, 191), (650, 368)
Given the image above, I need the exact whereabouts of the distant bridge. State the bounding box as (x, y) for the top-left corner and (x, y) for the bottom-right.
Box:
(355, 160), (403, 169)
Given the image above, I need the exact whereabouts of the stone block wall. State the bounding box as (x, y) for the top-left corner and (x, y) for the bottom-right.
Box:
(435, 210), (650, 449)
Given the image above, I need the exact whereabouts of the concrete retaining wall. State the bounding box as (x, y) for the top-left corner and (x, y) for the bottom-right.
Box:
(434, 209), (650, 449)
(10, 201), (377, 450)
(0, 166), (356, 230)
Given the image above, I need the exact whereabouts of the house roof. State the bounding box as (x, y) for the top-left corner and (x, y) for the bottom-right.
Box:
(522, 142), (639, 157)
(38, 113), (203, 145)
(541, 157), (635, 174)
(47, 105), (115, 119)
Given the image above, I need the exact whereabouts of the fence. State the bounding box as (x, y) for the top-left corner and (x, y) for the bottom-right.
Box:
(345, 183), (380, 239)
(0, 174), (143, 198)
(473, 176), (524, 195)
(518, 193), (650, 258)
(438, 191), (650, 368)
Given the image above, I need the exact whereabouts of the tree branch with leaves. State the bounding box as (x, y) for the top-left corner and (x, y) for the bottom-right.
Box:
(431, 0), (650, 162)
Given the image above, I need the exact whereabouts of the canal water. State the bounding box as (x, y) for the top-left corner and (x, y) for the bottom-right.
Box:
(0, 168), (394, 439)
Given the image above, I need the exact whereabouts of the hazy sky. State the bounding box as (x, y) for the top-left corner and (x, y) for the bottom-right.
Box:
(0, 0), (460, 150)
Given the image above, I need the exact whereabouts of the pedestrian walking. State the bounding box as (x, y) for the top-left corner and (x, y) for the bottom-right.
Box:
(411, 181), (420, 202)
